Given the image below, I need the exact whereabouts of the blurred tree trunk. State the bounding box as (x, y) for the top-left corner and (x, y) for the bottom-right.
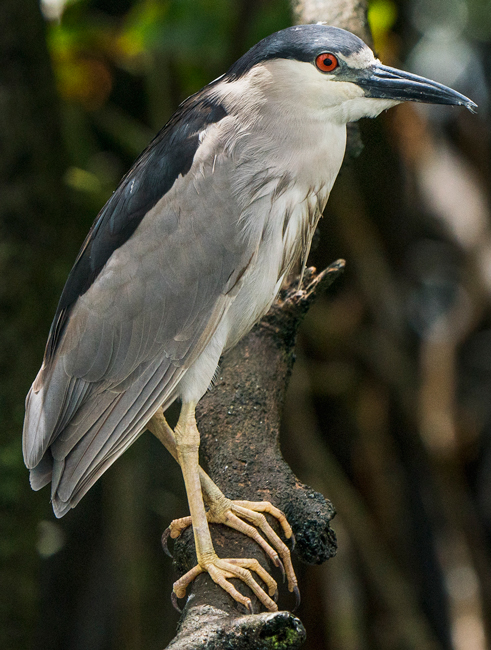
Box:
(0, 0), (70, 646)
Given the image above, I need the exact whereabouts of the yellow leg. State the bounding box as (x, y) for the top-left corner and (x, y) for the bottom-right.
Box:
(163, 403), (279, 612)
(148, 408), (298, 602)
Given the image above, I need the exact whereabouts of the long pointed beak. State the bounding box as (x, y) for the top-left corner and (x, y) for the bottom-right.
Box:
(357, 63), (477, 113)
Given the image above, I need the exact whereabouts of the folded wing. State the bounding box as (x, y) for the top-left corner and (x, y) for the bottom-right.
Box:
(23, 90), (255, 516)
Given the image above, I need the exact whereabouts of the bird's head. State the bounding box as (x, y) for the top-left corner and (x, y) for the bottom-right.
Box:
(224, 24), (476, 124)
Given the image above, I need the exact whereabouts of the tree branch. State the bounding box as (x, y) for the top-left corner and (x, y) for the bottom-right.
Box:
(165, 263), (344, 650)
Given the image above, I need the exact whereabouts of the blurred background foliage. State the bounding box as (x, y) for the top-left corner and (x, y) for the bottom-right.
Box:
(1, 0), (491, 648)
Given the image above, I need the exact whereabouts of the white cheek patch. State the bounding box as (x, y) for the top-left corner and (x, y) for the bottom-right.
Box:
(329, 80), (365, 100)
(338, 48), (375, 69)
(343, 96), (400, 122)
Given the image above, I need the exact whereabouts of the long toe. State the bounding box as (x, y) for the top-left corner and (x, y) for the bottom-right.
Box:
(209, 557), (278, 612)
(162, 515), (193, 556)
(171, 555), (278, 613)
(219, 500), (299, 597)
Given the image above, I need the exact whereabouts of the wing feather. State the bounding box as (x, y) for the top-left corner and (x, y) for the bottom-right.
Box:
(23, 114), (261, 515)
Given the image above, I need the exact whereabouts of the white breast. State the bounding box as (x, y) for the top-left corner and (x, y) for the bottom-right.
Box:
(177, 61), (348, 404)
(221, 64), (348, 348)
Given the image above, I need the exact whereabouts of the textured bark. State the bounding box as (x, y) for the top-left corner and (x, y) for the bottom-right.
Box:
(166, 264), (344, 650)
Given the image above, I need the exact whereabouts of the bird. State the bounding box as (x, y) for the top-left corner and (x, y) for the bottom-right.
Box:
(23, 24), (476, 614)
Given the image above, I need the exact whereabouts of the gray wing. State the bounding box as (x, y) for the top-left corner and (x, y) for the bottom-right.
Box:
(23, 116), (257, 517)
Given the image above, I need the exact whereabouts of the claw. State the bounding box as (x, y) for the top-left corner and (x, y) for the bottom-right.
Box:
(290, 531), (296, 551)
(273, 556), (285, 583)
(273, 589), (279, 604)
(161, 527), (173, 558)
(292, 585), (301, 612)
(171, 591), (182, 613)
(237, 599), (255, 615)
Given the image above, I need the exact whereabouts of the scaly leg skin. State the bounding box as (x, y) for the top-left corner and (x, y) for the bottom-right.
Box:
(148, 408), (299, 606)
(164, 402), (279, 613)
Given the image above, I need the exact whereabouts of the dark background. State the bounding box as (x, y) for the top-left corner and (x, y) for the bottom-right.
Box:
(1, 0), (491, 648)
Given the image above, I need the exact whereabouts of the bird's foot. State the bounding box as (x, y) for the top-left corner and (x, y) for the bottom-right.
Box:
(172, 554), (278, 613)
(163, 498), (299, 608)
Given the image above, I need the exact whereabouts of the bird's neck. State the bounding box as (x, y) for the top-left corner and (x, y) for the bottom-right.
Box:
(214, 68), (348, 196)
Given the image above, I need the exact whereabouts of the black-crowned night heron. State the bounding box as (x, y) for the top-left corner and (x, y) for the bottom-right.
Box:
(23, 24), (475, 613)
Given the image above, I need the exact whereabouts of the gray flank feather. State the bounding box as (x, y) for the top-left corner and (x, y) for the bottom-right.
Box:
(23, 109), (269, 515)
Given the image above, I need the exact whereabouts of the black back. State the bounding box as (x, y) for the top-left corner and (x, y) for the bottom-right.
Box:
(45, 91), (227, 362)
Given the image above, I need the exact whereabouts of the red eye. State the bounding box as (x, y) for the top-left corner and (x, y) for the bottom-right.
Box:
(315, 53), (339, 72)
